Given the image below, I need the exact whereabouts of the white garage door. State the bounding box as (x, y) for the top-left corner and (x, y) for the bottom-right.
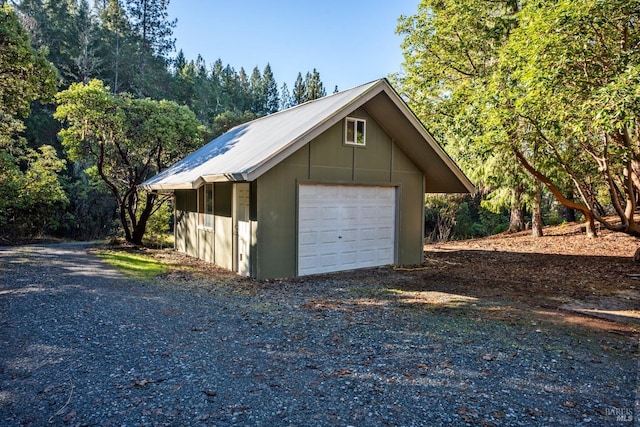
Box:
(298, 184), (396, 276)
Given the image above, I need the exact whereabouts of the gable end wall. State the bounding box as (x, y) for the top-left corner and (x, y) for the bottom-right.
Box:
(255, 109), (424, 279)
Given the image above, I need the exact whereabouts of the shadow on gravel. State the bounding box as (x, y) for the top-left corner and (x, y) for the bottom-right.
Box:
(0, 243), (637, 426)
(277, 249), (640, 335)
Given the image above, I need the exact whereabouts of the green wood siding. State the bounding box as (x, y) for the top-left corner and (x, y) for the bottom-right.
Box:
(174, 187), (233, 270)
(175, 109), (425, 279)
(255, 109), (424, 279)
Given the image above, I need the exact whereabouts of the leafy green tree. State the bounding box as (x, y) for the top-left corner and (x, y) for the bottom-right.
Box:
(397, 0), (538, 235)
(496, 0), (640, 237)
(210, 110), (257, 139)
(399, 0), (640, 240)
(55, 79), (205, 244)
(1, 3), (57, 148)
(0, 4), (65, 240)
(18, 145), (69, 234)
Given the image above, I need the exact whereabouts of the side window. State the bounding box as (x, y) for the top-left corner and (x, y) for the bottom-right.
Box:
(204, 184), (213, 228)
(198, 184), (214, 228)
(345, 117), (366, 146)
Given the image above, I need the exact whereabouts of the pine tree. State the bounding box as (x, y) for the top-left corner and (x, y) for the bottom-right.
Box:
(304, 68), (326, 101)
(280, 82), (291, 110)
(292, 72), (305, 105)
(249, 66), (264, 114)
(126, 0), (176, 58)
(97, 0), (131, 93)
(173, 48), (186, 73)
(262, 63), (279, 114)
(69, 0), (101, 84)
(125, 0), (176, 96)
(237, 67), (250, 112)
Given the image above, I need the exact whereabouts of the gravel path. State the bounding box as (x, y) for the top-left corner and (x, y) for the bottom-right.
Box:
(0, 243), (637, 426)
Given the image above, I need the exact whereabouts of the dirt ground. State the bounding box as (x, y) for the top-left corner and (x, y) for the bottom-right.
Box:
(147, 221), (640, 336)
(423, 222), (640, 333)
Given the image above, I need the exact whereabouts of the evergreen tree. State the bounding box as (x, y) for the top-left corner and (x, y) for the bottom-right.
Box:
(125, 0), (176, 97)
(237, 67), (250, 111)
(248, 66), (264, 114)
(126, 0), (175, 58)
(190, 54), (216, 124)
(292, 72), (305, 105)
(69, 0), (101, 84)
(97, 0), (132, 93)
(304, 68), (326, 101)
(280, 82), (291, 110)
(13, 0), (48, 48)
(263, 63), (279, 114)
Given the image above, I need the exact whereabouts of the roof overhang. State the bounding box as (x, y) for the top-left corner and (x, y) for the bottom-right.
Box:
(140, 79), (474, 194)
(363, 85), (475, 194)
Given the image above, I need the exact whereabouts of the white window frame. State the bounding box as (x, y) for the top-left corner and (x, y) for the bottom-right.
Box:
(198, 183), (214, 229)
(344, 117), (366, 146)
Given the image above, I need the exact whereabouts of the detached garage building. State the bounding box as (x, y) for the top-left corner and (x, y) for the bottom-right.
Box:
(141, 79), (473, 279)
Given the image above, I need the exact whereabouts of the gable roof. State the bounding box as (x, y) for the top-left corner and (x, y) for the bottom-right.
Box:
(141, 78), (474, 193)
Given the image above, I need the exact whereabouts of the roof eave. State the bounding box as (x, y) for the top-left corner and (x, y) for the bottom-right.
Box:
(377, 83), (475, 194)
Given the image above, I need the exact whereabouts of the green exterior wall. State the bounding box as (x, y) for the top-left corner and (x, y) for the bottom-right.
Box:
(174, 108), (425, 279)
(255, 108), (424, 279)
(174, 185), (234, 271)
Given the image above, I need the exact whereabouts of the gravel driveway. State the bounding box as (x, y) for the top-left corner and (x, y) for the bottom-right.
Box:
(0, 243), (637, 426)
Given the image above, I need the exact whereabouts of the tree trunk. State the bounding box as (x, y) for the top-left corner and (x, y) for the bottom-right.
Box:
(508, 186), (525, 233)
(532, 184), (544, 237)
(119, 201), (133, 242)
(130, 191), (156, 245)
(513, 148), (598, 238)
(563, 189), (577, 222)
(584, 211), (597, 238)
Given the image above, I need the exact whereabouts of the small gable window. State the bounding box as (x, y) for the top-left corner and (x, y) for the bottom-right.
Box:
(345, 117), (366, 146)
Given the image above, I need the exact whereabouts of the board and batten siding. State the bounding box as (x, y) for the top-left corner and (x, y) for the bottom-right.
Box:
(255, 108), (424, 279)
(174, 183), (235, 271)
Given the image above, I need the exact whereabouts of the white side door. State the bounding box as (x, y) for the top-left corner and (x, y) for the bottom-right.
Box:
(234, 183), (251, 276)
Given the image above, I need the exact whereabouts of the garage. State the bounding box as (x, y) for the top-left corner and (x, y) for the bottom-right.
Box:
(143, 79), (474, 279)
(298, 184), (396, 276)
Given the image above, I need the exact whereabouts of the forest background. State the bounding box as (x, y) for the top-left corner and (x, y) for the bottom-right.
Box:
(1, 0), (639, 246)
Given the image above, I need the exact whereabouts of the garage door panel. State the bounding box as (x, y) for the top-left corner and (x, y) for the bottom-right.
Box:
(320, 230), (338, 243)
(377, 226), (394, 240)
(319, 253), (338, 268)
(299, 206), (318, 220)
(342, 206), (358, 220)
(299, 231), (317, 246)
(298, 184), (396, 276)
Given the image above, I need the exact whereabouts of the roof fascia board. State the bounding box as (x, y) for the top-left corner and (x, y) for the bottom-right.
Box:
(139, 182), (197, 191)
(378, 83), (475, 194)
(201, 173), (249, 183)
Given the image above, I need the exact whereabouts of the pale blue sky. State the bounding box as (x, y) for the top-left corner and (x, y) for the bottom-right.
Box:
(167, 1), (418, 92)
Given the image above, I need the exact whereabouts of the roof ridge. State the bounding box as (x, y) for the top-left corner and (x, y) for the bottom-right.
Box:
(224, 78), (386, 130)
